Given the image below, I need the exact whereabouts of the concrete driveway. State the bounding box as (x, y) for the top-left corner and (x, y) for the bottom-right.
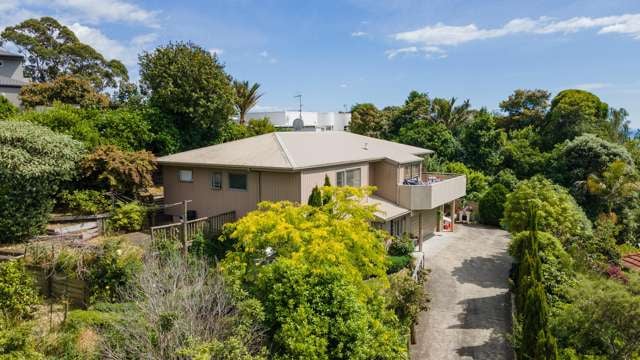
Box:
(410, 225), (513, 360)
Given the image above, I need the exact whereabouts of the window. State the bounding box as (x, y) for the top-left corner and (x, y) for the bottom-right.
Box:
(403, 163), (421, 180)
(390, 217), (406, 237)
(210, 172), (222, 190)
(229, 173), (248, 190)
(178, 169), (193, 182)
(336, 168), (361, 187)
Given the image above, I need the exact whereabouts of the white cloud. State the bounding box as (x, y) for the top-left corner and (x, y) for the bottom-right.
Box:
(385, 46), (418, 59)
(49, 0), (159, 27)
(385, 46), (446, 59)
(68, 23), (155, 65)
(259, 50), (277, 64)
(392, 13), (640, 49)
(209, 48), (224, 56)
(339, 83), (348, 88)
(351, 31), (367, 37)
(574, 82), (612, 91)
(131, 33), (158, 47)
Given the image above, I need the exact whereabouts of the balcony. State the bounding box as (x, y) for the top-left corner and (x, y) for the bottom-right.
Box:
(397, 173), (467, 210)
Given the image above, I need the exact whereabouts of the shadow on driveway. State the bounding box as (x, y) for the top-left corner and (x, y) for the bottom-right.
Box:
(451, 254), (512, 289)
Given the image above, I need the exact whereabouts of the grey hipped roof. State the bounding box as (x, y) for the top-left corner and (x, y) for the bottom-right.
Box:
(0, 49), (23, 59)
(157, 131), (433, 170)
(0, 75), (28, 87)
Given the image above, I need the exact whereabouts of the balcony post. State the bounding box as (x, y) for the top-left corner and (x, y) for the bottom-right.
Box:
(418, 212), (423, 252)
(451, 200), (456, 231)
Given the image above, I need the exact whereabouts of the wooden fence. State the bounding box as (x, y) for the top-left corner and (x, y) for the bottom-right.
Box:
(150, 211), (236, 247)
(27, 265), (88, 308)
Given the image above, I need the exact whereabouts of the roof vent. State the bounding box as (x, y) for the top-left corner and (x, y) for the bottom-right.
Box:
(363, 142), (368, 150)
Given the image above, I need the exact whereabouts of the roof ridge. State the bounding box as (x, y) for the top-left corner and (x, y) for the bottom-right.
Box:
(273, 132), (296, 168)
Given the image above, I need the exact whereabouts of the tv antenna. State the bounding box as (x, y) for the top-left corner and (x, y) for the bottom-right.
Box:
(294, 94), (302, 119)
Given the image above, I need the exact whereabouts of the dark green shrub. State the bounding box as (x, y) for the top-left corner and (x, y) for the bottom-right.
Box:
(0, 321), (44, 359)
(388, 234), (415, 256)
(0, 260), (40, 321)
(0, 95), (17, 119)
(307, 185), (322, 207)
(386, 255), (412, 274)
(479, 183), (509, 226)
(60, 190), (110, 215)
(88, 238), (143, 303)
(108, 201), (147, 233)
(0, 120), (84, 243)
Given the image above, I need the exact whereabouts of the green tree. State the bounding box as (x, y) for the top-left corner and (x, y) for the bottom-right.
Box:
(234, 80), (263, 124)
(80, 145), (156, 196)
(516, 210), (559, 360)
(430, 97), (472, 132)
(0, 260), (39, 321)
(492, 169), (519, 191)
(388, 91), (430, 136)
(605, 107), (631, 143)
(139, 42), (236, 150)
(552, 134), (633, 217)
(350, 103), (387, 138)
(442, 162), (489, 202)
(0, 17), (128, 90)
(221, 187), (406, 359)
(459, 109), (506, 174)
(501, 126), (549, 179)
(0, 120), (83, 242)
(497, 89), (550, 131)
(552, 275), (640, 360)
(478, 183), (509, 226)
(19, 74), (110, 108)
(0, 96), (18, 119)
(307, 185), (322, 207)
(586, 160), (640, 215)
(246, 117), (275, 136)
(9, 104), (101, 148)
(397, 121), (460, 161)
(543, 89), (609, 147)
(503, 176), (591, 244)
(92, 107), (154, 151)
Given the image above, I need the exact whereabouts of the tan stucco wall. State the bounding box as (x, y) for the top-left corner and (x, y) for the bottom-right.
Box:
(0, 87), (21, 107)
(259, 171), (301, 203)
(300, 162), (370, 203)
(371, 160), (398, 203)
(408, 209), (438, 239)
(162, 166), (300, 219)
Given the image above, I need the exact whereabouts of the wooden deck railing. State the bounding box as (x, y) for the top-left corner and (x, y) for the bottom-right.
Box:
(150, 211), (236, 247)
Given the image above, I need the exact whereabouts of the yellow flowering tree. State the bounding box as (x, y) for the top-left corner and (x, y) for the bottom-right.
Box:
(221, 186), (407, 359)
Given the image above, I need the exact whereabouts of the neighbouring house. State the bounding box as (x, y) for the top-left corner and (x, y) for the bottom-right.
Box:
(244, 111), (351, 131)
(0, 49), (28, 106)
(157, 131), (466, 247)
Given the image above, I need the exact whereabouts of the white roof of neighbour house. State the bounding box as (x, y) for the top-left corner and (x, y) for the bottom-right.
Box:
(366, 195), (410, 222)
(157, 132), (433, 171)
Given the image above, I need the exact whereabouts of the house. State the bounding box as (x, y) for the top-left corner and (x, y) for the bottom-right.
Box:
(0, 49), (28, 106)
(245, 111), (350, 131)
(157, 132), (466, 246)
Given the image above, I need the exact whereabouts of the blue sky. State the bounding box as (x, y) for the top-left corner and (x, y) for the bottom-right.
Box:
(3, 0), (640, 125)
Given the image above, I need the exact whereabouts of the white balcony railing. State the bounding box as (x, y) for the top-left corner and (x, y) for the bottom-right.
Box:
(397, 173), (466, 210)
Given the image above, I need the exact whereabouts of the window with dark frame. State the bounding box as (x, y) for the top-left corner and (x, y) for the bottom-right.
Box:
(336, 168), (361, 187)
(228, 173), (248, 190)
(211, 172), (222, 190)
(178, 169), (193, 182)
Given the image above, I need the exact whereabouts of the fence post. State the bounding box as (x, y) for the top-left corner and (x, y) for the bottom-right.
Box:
(181, 200), (192, 257)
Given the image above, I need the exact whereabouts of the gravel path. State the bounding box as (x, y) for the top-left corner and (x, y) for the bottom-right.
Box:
(410, 224), (513, 360)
